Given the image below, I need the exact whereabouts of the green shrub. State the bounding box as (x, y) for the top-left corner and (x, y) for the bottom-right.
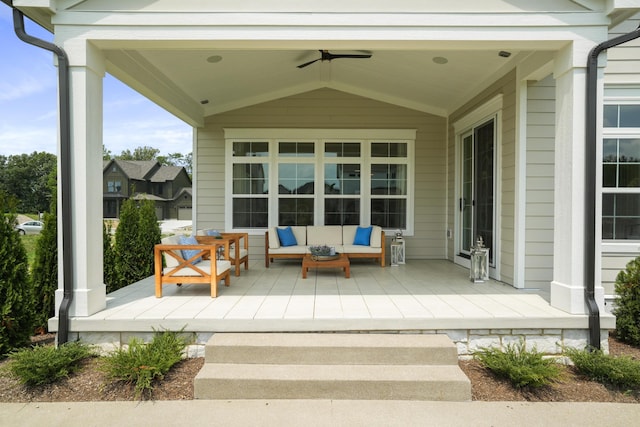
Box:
(103, 221), (119, 293)
(473, 340), (562, 388)
(30, 211), (58, 332)
(565, 347), (640, 391)
(613, 256), (640, 346)
(114, 198), (161, 290)
(0, 192), (34, 355)
(100, 329), (188, 398)
(6, 341), (95, 386)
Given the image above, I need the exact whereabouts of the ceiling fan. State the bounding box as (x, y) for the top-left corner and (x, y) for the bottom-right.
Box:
(297, 50), (373, 69)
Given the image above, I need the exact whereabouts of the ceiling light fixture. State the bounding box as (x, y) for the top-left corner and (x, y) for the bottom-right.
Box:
(206, 55), (223, 63)
(200, 99), (209, 105)
(432, 56), (448, 65)
(498, 51), (512, 58)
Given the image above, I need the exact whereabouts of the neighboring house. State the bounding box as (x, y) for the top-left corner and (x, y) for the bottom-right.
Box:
(9, 2), (640, 344)
(103, 159), (192, 220)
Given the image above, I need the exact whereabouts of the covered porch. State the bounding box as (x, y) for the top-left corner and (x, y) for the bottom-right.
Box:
(50, 259), (615, 356)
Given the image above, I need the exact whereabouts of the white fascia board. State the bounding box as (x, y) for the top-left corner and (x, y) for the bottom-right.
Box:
(52, 11), (612, 27)
(224, 128), (417, 140)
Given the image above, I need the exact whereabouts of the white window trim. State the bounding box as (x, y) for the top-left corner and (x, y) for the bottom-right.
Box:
(224, 128), (416, 235)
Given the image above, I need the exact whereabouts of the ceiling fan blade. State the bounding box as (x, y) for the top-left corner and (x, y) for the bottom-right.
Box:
(297, 58), (321, 69)
(297, 50), (373, 68)
(327, 53), (372, 60)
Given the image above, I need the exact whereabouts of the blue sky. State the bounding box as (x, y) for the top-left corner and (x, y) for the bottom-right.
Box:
(0, 7), (192, 158)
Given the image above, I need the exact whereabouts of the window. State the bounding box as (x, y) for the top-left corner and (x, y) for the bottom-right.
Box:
(226, 129), (415, 233)
(602, 103), (640, 240)
(231, 141), (269, 228)
(107, 180), (121, 193)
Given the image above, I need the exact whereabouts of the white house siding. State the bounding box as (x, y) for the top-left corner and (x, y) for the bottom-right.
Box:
(524, 75), (556, 292)
(447, 71), (517, 285)
(196, 88), (447, 261)
(600, 12), (640, 304)
(604, 13), (640, 86)
(601, 253), (634, 299)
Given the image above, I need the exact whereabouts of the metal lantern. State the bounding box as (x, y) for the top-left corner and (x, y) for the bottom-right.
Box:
(469, 237), (489, 283)
(391, 241), (405, 266)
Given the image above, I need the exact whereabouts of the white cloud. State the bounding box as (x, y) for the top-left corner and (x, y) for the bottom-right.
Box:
(0, 124), (57, 155)
(0, 76), (52, 102)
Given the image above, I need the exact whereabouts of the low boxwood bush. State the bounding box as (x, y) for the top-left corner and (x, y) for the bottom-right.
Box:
(565, 347), (640, 391)
(100, 329), (188, 398)
(473, 339), (562, 388)
(6, 341), (95, 386)
(613, 256), (640, 346)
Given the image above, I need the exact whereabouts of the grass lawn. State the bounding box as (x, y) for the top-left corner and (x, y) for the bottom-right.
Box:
(20, 234), (39, 267)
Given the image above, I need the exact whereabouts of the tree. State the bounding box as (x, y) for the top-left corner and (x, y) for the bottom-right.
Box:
(114, 198), (161, 290)
(103, 144), (113, 160)
(30, 211), (58, 333)
(103, 221), (119, 293)
(0, 192), (33, 354)
(117, 146), (160, 161)
(0, 152), (56, 213)
(29, 164), (58, 333)
(158, 152), (193, 176)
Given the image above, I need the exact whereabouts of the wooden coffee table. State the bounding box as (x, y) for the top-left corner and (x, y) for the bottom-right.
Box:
(302, 253), (350, 279)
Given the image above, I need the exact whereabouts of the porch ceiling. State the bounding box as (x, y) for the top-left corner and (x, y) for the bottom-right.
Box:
(101, 44), (552, 125)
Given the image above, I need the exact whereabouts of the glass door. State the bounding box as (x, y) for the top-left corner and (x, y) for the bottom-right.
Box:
(458, 119), (495, 265)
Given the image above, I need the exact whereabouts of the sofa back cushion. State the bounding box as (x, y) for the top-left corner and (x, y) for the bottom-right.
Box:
(270, 226), (307, 247)
(276, 226), (298, 246)
(161, 235), (182, 268)
(179, 235), (202, 264)
(343, 225), (383, 248)
(369, 226), (383, 248)
(353, 226), (373, 245)
(307, 225), (342, 246)
(291, 226), (307, 246)
(268, 227), (281, 249)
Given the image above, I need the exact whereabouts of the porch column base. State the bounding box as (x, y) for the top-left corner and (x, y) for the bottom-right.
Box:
(550, 280), (605, 315)
(55, 283), (106, 317)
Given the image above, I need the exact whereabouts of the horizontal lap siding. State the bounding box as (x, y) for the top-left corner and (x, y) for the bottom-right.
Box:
(196, 88), (447, 260)
(602, 254), (636, 296)
(600, 14), (640, 298)
(525, 76), (555, 292)
(604, 14), (640, 85)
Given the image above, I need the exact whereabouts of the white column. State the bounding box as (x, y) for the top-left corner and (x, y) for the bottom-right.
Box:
(55, 39), (106, 317)
(549, 42), (605, 314)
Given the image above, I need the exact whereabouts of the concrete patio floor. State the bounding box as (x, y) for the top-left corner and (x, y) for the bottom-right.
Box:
(49, 259), (615, 355)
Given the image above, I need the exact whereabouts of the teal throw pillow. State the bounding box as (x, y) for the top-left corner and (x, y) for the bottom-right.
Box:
(276, 226), (298, 247)
(353, 226), (373, 246)
(179, 235), (202, 264)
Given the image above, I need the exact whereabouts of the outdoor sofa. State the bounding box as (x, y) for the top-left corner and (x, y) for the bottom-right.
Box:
(265, 225), (385, 267)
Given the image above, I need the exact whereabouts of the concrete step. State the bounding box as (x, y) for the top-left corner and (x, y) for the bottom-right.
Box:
(194, 363), (471, 401)
(204, 333), (459, 365)
(195, 333), (471, 401)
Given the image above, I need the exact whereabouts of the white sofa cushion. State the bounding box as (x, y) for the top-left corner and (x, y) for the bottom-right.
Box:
(291, 226), (307, 246)
(161, 235), (182, 268)
(268, 227), (281, 249)
(342, 225), (382, 248)
(270, 226), (307, 247)
(162, 259), (231, 277)
(307, 225), (343, 246)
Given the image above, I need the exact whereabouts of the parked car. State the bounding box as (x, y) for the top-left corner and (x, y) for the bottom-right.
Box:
(15, 220), (44, 235)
